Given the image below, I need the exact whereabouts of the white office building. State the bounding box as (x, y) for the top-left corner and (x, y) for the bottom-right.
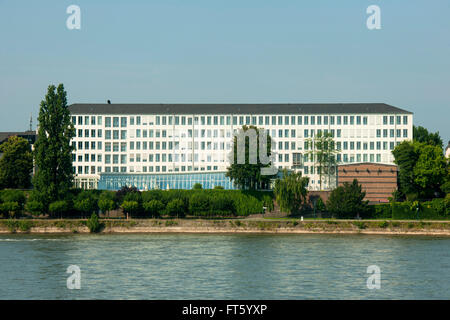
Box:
(68, 103), (413, 190)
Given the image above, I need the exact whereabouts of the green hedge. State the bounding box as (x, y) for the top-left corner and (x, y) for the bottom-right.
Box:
(368, 198), (450, 220)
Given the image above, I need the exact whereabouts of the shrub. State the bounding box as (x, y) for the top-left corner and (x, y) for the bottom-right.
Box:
(86, 213), (102, 233)
(18, 220), (32, 232)
(372, 204), (392, 219)
(189, 193), (210, 216)
(48, 200), (70, 217)
(193, 183), (203, 190)
(378, 221), (389, 228)
(98, 198), (115, 217)
(0, 190), (26, 209)
(214, 185), (224, 190)
(143, 200), (165, 217)
(121, 201), (140, 219)
(25, 200), (44, 216)
(0, 201), (20, 218)
(315, 197), (326, 212)
(262, 195), (274, 212)
(165, 199), (185, 217)
(327, 179), (369, 219)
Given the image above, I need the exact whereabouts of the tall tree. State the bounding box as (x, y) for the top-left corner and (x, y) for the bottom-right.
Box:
(33, 84), (75, 206)
(393, 140), (447, 199)
(273, 169), (309, 214)
(326, 179), (369, 219)
(413, 125), (443, 149)
(226, 125), (276, 189)
(0, 136), (33, 189)
(305, 131), (340, 190)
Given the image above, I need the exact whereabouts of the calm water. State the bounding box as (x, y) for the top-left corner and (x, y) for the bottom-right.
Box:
(0, 233), (449, 299)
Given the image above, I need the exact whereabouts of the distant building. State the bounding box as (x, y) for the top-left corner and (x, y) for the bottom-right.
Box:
(0, 131), (36, 158)
(68, 103), (413, 190)
(446, 141), (450, 158)
(337, 163), (398, 203)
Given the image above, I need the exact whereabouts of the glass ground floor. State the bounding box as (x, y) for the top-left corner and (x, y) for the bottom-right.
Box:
(97, 171), (236, 191)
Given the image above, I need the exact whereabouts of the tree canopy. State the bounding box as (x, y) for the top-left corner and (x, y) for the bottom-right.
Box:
(33, 84), (75, 207)
(226, 125), (276, 189)
(0, 136), (33, 189)
(413, 125), (443, 149)
(273, 169), (309, 214)
(393, 140), (447, 199)
(326, 179), (369, 219)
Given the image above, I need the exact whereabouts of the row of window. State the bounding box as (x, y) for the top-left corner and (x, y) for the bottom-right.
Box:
(72, 114), (410, 127)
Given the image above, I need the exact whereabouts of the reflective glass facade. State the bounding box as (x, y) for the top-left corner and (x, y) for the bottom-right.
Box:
(98, 172), (235, 191)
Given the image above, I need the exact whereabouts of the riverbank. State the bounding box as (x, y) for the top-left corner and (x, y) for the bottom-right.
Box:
(1, 218), (450, 236)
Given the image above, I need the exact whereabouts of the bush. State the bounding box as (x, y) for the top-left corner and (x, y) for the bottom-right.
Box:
(165, 199), (185, 217)
(214, 185), (224, 190)
(0, 201), (20, 218)
(327, 179), (369, 219)
(73, 190), (99, 217)
(315, 197), (326, 212)
(263, 195), (274, 212)
(25, 200), (45, 216)
(86, 213), (102, 233)
(48, 200), (70, 217)
(121, 200), (140, 218)
(98, 198), (115, 217)
(143, 200), (165, 217)
(371, 204), (392, 219)
(0, 189), (26, 208)
(189, 193), (210, 216)
(193, 183), (203, 190)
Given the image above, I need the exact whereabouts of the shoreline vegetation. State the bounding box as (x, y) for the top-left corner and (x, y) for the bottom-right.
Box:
(1, 218), (450, 236)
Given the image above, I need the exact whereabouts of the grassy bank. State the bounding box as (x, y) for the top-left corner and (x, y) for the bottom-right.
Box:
(1, 218), (450, 236)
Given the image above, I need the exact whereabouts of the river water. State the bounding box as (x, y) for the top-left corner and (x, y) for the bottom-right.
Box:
(0, 233), (449, 299)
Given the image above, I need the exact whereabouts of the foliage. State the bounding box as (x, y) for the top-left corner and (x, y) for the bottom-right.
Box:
(315, 197), (326, 212)
(189, 193), (210, 215)
(226, 125), (276, 190)
(98, 198), (115, 216)
(305, 131), (340, 190)
(33, 84), (75, 207)
(121, 201), (140, 218)
(73, 191), (98, 217)
(262, 195), (274, 212)
(0, 189), (26, 208)
(0, 136), (33, 189)
(0, 202), (20, 218)
(214, 185), (224, 190)
(327, 179), (369, 219)
(143, 200), (165, 217)
(393, 140), (447, 199)
(193, 183), (203, 190)
(25, 200), (45, 216)
(413, 125), (443, 148)
(273, 169), (309, 214)
(165, 199), (185, 217)
(115, 185), (140, 204)
(48, 200), (70, 217)
(86, 213), (102, 233)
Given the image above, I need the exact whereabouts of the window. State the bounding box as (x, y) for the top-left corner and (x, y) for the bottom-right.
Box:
(297, 116), (302, 125)
(383, 116), (388, 125)
(403, 116), (408, 125)
(105, 117), (111, 127)
(337, 116), (341, 125)
(121, 117), (127, 127)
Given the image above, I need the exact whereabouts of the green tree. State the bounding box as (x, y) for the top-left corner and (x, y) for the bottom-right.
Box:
(165, 199), (185, 217)
(413, 144), (447, 197)
(143, 199), (165, 217)
(121, 201), (139, 219)
(305, 131), (340, 190)
(393, 140), (447, 199)
(33, 84), (75, 207)
(273, 169), (309, 214)
(392, 140), (420, 198)
(226, 125), (276, 190)
(413, 125), (443, 148)
(326, 179), (369, 219)
(192, 183), (203, 190)
(0, 136), (33, 189)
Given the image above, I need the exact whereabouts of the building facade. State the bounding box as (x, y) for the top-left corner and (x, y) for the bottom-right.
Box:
(337, 163), (398, 203)
(68, 103), (413, 191)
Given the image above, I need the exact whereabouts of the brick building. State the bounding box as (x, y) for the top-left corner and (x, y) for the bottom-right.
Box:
(337, 163), (398, 203)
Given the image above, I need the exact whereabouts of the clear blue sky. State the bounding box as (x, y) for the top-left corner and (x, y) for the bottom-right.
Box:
(1, 0), (449, 142)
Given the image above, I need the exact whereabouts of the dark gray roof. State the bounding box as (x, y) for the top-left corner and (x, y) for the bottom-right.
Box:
(68, 103), (412, 115)
(0, 131), (36, 145)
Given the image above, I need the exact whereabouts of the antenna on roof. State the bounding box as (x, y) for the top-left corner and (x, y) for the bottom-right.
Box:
(29, 113), (33, 131)
(107, 100), (111, 104)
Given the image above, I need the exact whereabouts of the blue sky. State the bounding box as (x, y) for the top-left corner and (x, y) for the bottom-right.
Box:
(0, 0), (449, 142)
